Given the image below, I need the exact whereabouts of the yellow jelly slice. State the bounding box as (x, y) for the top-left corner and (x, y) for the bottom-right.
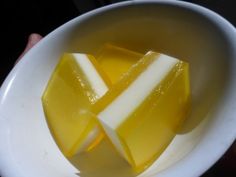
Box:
(42, 53), (111, 157)
(96, 44), (143, 83)
(94, 51), (190, 172)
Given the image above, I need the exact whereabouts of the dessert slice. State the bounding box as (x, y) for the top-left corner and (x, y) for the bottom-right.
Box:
(42, 53), (111, 157)
(94, 51), (190, 172)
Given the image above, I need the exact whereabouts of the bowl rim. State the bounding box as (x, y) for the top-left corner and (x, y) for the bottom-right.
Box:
(0, 0), (236, 177)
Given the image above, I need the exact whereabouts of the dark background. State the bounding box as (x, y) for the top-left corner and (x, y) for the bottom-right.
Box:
(2, 0), (236, 176)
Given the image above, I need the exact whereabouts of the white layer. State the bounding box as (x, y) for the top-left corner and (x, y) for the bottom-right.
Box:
(75, 126), (100, 154)
(99, 120), (129, 161)
(73, 53), (108, 97)
(73, 53), (108, 153)
(98, 54), (178, 128)
(98, 54), (179, 160)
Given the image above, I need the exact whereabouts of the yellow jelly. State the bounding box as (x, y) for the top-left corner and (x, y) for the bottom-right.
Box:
(96, 44), (142, 83)
(94, 51), (191, 172)
(42, 53), (111, 157)
(42, 45), (191, 174)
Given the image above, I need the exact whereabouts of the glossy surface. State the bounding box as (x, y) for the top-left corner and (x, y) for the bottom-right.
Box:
(0, 1), (235, 177)
(96, 44), (142, 83)
(42, 53), (110, 157)
(95, 52), (190, 172)
(42, 45), (143, 157)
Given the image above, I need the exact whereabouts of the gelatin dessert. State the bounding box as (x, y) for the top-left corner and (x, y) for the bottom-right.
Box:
(42, 45), (190, 173)
(42, 53), (110, 157)
(94, 51), (190, 172)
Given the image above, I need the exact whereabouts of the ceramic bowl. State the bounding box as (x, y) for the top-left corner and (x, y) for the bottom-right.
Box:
(0, 1), (235, 177)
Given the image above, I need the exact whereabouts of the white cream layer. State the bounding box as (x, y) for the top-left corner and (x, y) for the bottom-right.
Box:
(98, 53), (179, 161)
(72, 53), (108, 153)
(73, 53), (108, 97)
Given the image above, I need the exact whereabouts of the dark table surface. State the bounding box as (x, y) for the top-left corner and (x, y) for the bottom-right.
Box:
(2, 0), (236, 176)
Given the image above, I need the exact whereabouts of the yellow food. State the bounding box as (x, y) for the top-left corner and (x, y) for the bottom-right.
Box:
(42, 53), (111, 157)
(93, 51), (190, 172)
(42, 45), (191, 174)
(96, 44), (142, 83)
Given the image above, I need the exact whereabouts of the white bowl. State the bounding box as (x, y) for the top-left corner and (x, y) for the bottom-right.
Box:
(0, 1), (235, 177)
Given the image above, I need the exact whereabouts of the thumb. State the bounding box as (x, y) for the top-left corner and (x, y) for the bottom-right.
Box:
(16, 33), (43, 64)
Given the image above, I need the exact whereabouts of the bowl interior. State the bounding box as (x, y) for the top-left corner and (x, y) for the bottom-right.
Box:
(0, 1), (235, 177)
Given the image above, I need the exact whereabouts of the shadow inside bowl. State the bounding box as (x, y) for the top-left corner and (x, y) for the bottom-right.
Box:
(70, 138), (137, 177)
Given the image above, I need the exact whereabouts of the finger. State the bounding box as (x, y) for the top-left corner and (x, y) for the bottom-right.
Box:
(16, 33), (43, 64)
